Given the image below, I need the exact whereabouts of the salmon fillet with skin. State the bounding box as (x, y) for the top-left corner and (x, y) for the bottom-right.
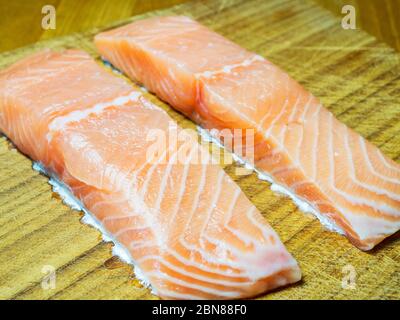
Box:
(95, 16), (400, 251)
(0, 49), (301, 299)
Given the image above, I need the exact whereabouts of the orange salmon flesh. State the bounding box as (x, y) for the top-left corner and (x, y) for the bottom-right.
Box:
(0, 49), (301, 299)
(95, 16), (400, 251)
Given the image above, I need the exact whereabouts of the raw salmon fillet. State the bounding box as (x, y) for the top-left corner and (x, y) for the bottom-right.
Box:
(95, 16), (400, 250)
(0, 49), (301, 299)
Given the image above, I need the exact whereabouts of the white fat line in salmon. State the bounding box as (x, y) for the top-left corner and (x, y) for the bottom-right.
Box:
(31, 162), (155, 294)
(194, 55), (264, 79)
(32, 159), (271, 294)
(31, 160), (290, 294)
(46, 91), (142, 142)
(197, 126), (346, 236)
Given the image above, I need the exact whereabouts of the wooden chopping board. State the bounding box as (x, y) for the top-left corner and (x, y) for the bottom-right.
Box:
(0, 0), (399, 300)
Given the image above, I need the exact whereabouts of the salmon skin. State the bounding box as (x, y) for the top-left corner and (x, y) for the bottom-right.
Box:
(0, 49), (301, 299)
(95, 16), (400, 251)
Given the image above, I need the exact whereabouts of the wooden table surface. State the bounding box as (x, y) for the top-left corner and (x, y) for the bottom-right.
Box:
(0, 0), (399, 300)
(1, 0), (400, 52)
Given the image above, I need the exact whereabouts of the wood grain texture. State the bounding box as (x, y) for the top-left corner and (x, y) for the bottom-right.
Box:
(0, 0), (399, 300)
(314, 0), (400, 52)
(0, 0), (188, 52)
(2, 1), (399, 53)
